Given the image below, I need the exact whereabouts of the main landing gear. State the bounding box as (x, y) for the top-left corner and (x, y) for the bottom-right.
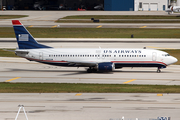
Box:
(87, 67), (97, 73)
(157, 67), (161, 73)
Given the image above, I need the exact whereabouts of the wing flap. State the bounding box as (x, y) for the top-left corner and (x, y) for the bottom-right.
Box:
(67, 60), (97, 67)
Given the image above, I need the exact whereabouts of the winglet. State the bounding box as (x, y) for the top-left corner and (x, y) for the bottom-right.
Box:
(12, 20), (22, 25)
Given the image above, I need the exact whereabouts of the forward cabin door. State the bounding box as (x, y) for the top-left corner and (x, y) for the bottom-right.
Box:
(39, 52), (43, 60)
(152, 52), (157, 61)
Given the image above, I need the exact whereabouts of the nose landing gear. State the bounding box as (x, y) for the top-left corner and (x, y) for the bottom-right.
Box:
(157, 67), (161, 73)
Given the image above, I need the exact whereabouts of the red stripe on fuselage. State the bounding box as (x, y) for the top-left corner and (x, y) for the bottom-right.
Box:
(26, 57), (67, 63)
(25, 57), (167, 66)
(111, 61), (167, 66)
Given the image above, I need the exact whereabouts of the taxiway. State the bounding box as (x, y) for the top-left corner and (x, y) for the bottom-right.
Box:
(0, 38), (180, 49)
(0, 57), (179, 85)
(0, 93), (179, 120)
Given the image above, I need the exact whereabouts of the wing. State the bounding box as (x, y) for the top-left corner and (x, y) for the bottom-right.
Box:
(67, 60), (97, 67)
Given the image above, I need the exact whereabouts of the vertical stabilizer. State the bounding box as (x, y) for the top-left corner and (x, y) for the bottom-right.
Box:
(12, 20), (52, 49)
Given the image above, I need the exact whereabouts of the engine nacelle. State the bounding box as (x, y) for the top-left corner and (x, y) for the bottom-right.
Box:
(97, 62), (115, 72)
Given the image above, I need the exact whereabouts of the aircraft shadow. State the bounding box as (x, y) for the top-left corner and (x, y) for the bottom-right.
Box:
(8, 68), (171, 75)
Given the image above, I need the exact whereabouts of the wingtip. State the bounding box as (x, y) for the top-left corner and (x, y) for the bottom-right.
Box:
(12, 20), (22, 25)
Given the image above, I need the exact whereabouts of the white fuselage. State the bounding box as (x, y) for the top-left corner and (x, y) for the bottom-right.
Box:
(16, 48), (177, 69)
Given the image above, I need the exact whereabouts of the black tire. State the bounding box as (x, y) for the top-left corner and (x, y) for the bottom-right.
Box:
(157, 69), (161, 73)
(87, 69), (92, 73)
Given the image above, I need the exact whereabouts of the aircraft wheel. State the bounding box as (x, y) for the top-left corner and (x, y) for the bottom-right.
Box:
(87, 69), (92, 73)
(157, 69), (161, 73)
(92, 69), (97, 73)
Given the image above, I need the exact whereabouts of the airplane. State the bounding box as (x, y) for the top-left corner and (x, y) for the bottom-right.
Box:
(12, 20), (178, 73)
(165, 5), (180, 14)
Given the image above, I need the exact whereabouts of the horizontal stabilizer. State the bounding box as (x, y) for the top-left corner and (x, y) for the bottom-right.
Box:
(15, 50), (29, 54)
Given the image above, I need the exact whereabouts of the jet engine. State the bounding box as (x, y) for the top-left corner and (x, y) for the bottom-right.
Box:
(97, 62), (115, 72)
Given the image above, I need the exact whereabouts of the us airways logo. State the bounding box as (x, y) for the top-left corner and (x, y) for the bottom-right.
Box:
(104, 50), (142, 54)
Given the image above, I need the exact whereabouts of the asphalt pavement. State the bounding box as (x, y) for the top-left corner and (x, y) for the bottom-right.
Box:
(1, 11), (180, 28)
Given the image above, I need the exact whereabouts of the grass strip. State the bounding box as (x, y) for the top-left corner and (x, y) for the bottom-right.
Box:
(0, 83), (180, 93)
(62, 15), (180, 19)
(0, 15), (28, 19)
(2, 27), (180, 38)
(0, 49), (179, 65)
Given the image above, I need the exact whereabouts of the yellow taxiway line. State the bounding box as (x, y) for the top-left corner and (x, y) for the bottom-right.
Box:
(139, 26), (147, 28)
(96, 25), (102, 28)
(51, 25), (57, 28)
(5, 77), (21, 82)
(28, 25), (34, 27)
(157, 94), (163, 96)
(123, 79), (136, 84)
(75, 93), (82, 96)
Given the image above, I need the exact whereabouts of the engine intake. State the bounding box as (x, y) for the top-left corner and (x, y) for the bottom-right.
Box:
(97, 62), (115, 72)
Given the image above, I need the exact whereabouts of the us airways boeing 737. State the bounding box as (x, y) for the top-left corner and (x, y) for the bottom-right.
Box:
(12, 20), (178, 73)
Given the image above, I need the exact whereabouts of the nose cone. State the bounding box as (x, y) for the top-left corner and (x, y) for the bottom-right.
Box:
(165, 9), (172, 12)
(171, 57), (178, 64)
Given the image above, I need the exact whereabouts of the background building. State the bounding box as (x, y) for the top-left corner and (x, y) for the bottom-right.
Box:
(0, 0), (172, 11)
(0, 0), (104, 10)
(104, 0), (139, 11)
(138, 0), (167, 11)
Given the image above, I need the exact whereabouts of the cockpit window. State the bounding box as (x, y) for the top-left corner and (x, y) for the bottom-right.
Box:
(162, 54), (170, 57)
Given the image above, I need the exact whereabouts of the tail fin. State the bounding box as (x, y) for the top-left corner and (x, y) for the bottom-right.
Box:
(12, 20), (52, 49)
